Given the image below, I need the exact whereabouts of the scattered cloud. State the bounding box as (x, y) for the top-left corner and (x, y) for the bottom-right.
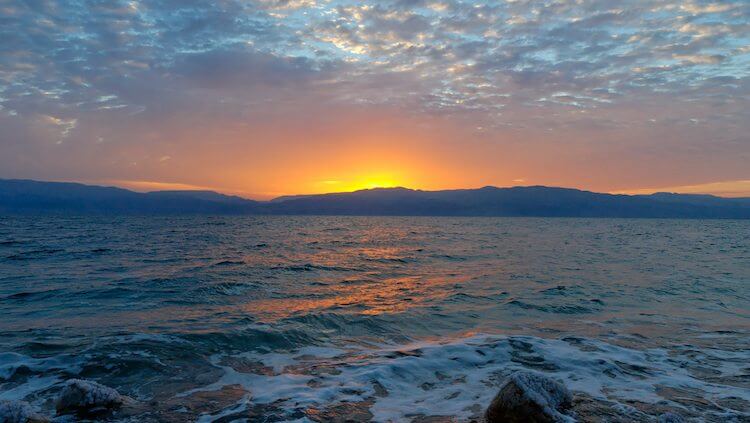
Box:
(101, 179), (218, 193)
(0, 0), (748, 196)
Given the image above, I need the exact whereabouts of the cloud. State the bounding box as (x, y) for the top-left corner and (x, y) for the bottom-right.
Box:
(2, 0), (748, 122)
(101, 179), (217, 192)
(173, 47), (325, 89)
(0, 0), (748, 196)
(258, 0), (317, 11)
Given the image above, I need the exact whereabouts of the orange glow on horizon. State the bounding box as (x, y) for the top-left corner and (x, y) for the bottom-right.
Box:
(311, 172), (404, 194)
(69, 106), (748, 201)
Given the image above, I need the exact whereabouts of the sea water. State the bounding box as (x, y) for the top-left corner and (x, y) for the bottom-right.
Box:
(0, 216), (748, 421)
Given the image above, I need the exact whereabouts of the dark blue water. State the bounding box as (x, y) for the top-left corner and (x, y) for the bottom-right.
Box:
(1, 216), (748, 421)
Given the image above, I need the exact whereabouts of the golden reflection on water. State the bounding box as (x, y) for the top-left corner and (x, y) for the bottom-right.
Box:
(244, 274), (469, 320)
(231, 238), (478, 321)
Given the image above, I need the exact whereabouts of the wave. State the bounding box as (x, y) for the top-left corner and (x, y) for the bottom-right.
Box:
(4, 248), (64, 260)
(1, 333), (747, 421)
(1, 289), (63, 302)
(505, 299), (604, 314)
(191, 281), (259, 298)
(187, 334), (750, 422)
(272, 263), (358, 272)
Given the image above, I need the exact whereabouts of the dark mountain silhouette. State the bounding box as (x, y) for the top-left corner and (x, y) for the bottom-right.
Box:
(0, 179), (258, 214)
(145, 190), (251, 205)
(265, 186), (750, 218)
(1, 179), (749, 218)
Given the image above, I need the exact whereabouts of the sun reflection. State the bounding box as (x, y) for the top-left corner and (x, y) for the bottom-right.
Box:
(232, 241), (475, 321)
(242, 275), (463, 320)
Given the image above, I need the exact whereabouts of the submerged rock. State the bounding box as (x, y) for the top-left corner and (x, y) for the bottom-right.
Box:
(485, 371), (573, 423)
(658, 412), (685, 423)
(305, 400), (374, 423)
(0, 400), (49, 423)
(55, 379), (125, 417)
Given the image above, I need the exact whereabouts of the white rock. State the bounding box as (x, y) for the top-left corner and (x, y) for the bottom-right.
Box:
(0, 400), (49, 423)
(485, 371), (574, 423)
(55, 379), (125, 416)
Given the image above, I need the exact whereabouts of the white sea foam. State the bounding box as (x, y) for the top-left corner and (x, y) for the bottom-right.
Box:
(0, 399), (48, 423)
(190, 334), (750, 422)
(0, 352), (83, 402)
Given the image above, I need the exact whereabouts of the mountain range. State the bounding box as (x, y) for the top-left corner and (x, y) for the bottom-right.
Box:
(1, 179), (749, 218)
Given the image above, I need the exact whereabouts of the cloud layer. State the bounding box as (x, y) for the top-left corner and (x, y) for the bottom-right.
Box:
(1, 0), (749, 197)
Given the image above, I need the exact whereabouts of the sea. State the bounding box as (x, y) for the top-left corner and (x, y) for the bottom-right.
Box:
(0, 216), (748, 422)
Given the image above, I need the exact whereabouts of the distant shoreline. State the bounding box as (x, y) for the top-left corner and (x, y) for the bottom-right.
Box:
(3, 212), (750, 221)
(2, 179), (750, 218)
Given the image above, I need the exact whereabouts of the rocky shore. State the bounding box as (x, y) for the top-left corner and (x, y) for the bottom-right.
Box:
(0, 371), (692, 422)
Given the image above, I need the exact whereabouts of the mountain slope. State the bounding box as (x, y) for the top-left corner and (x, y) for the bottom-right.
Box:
(264, 186), (750, 218)
(1, 179), (749, 218)
(0, 179), (259, 214)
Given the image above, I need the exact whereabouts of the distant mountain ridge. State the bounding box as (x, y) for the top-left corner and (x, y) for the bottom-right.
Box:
(1, 179), (749, 218)
(0, 179), (259, 214)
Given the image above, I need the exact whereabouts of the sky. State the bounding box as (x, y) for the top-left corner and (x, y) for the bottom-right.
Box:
(1, 0), (749, 199)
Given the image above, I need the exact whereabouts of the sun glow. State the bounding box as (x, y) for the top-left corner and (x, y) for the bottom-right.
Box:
(314, 173), (403, 193)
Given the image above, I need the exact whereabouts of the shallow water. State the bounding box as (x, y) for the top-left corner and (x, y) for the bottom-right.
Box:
(0, 216), (748, 421)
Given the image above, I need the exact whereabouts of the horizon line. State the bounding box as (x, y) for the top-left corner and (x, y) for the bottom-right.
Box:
(3, 177), (750, 201)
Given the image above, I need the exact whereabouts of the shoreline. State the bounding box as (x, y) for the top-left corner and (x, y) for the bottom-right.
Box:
(2, 333), (747, 422)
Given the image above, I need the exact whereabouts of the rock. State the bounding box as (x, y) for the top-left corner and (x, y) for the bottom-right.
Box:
(0, 400), (49, 423)
(485, 371), (573, 423)
(658, 412), (685, 423)
(55, 379), (125, 417)
(305, 400), (374, 423)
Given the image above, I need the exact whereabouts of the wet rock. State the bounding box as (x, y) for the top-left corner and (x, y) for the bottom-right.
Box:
(305, 400), (374, 423)
(570, 393), (648, 422)
(658, 412), (685, 423)
(168, 385), (248, 416)
(485, 371), (573, 423)
(0, 400), (49, 423)
(55, 379), (126, 417)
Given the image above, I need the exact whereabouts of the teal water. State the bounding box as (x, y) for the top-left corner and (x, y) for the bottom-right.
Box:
(0, 216), (748, 421)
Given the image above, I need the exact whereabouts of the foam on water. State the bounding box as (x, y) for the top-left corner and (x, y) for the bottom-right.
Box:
(0, 352), (84, 402)
(190, 334), (750, 422)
